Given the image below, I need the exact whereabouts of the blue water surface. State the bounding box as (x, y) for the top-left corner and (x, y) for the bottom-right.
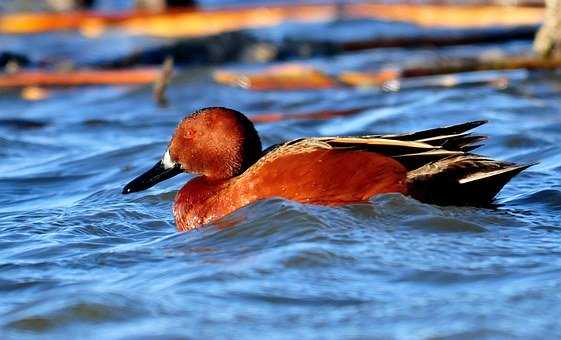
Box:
(0, 21), (560, 339)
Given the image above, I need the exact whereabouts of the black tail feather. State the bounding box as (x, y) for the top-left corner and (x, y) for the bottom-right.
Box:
(442, 134), (488, 151)
(386, 120), (488, 142)
(460, 144), (484, 152)
(407, 156), (534, 206)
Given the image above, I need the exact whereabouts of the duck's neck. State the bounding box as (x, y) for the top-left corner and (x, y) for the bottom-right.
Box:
(173, 176), (244, 232)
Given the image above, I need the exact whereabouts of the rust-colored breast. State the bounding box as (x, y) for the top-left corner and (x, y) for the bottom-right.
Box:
(237, 149), (408, 204)
(174, 177), (233, 232)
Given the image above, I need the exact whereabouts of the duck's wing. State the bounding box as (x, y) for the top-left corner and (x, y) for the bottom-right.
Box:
(380, 120), (489, 154)
(318, 120), (489, 170)
(255, 121), (533, 205)
(260, 120), (488, 171)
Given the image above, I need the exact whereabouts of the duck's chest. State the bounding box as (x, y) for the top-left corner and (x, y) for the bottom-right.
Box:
(172, 177), (243, 231)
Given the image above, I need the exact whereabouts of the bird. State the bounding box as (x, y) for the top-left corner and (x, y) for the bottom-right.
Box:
(122, 107), (532, 232)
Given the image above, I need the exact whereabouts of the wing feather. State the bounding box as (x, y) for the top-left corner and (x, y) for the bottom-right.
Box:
(257, 121), (490, 172)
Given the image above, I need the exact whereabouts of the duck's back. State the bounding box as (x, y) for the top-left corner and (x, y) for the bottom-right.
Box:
(236, 144), (408, 204)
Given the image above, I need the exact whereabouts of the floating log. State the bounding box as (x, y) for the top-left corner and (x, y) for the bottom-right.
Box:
(0, 4), (544, 37)
(346, 4), (543, 29)
(214, 64), (336, 91)
(338, 70), (400, 87)
(0, 69), (160, 88)
(341, 25), (538, 51)
(380, 70), (527, 92)
(340, 54), (561, 87)
(0, 11), (146, 35)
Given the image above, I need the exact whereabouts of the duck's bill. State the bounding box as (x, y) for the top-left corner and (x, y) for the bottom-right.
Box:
(122, 160), (182, 194)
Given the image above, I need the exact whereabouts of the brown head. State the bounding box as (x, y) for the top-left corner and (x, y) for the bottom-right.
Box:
(122, 107), (262, 194)
(169, 107), (262, 179)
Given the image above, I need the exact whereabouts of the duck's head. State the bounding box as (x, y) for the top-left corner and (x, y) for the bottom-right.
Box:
(122, 107), (262, 194)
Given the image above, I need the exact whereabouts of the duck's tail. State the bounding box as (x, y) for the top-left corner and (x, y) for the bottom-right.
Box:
(406, 155), (534, 206)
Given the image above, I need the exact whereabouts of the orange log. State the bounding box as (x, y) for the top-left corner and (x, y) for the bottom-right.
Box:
(346, 4), (543, 28)
(0, 69), (160, 88)
(0, 4), (544, 37)
(338, 70), (400, 87)
(214, 64), (336, 91)
(340, 55), (561, 88)
(0, 11), (129, 35)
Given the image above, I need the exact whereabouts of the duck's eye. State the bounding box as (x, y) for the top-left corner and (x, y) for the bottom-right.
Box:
(185, 129), (196, 138)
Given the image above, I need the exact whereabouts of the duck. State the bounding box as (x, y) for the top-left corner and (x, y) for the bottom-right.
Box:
(122, 107), (532, 232)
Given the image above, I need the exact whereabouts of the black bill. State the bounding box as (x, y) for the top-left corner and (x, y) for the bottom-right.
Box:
(122, 160), (182, 194)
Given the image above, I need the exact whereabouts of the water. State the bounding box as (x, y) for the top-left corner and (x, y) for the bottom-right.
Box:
(1, 27), (561, 338)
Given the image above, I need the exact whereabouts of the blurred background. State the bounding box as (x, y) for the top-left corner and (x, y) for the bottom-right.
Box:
(2, 1), (561, 339)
